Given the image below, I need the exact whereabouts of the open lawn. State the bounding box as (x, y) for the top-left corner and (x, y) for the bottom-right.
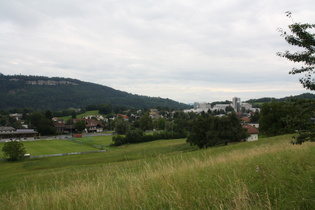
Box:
(0, 140), (100, 157)
(1, 135), (315, 209)
(79, 135), (114, 150)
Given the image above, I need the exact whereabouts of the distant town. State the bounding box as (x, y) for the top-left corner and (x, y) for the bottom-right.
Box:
(185, 97), (258, 114)
(0, 96), (261, 143)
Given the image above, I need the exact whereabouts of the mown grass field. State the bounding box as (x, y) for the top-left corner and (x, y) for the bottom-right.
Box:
(0, 140), (100, 157)
(1, 135), (315, 209)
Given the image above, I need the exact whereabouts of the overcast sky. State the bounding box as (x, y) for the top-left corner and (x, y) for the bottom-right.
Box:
(1, 0), (314, 104)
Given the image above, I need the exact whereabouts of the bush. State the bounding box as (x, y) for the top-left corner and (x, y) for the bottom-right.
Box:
(125, 129), (144, 143)
(112, 130), (187, 146)
(2, 140), (26, 161)
(187, 113), (249, 149)
(112, 135), (126, 146)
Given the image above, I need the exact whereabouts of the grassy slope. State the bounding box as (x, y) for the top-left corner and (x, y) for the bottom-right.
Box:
(1, 135), (315, 209)
(59, 110), (100, 121)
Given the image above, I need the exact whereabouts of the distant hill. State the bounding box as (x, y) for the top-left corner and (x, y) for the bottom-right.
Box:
(0, 74), (190, 111)
(245, 93), (315, 104)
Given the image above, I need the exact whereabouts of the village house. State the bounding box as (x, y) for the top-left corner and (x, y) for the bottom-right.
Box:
(52, 117), (65, 124)
(9, 113), (23, 121)
(85, 119), (104, 133)
(0, 126), (38, 140)
(83, 115), (106, 121)
(241, 116), (251, 123)
(53, 117), (104, 134)
(65, 124), (75, 133)
(242, 124), (259, 141)
(72, 119), (104, 133)
(0, 126), (15, 133)
(149, 109), (161, 119)
(118, 114), (129, 121)
(54, 122), (66, 134)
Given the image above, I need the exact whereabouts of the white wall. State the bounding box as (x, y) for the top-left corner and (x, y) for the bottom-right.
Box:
(247, 134), (258, 141)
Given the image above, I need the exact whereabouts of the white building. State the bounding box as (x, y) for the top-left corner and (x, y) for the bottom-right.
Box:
(232, 97), (241, 112)
(199, 102), (211, 110)
(241, 102), (252, 110)
(212, 104), (231, 111)
(242, 124), (259, 141)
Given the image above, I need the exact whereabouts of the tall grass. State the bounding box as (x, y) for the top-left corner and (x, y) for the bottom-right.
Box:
(1, 135), (315, 209)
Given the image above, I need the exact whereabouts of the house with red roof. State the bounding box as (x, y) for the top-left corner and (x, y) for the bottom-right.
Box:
(241, 117), (251, 123)
(118, 114), (129, 121)
(71, 119), (104, 133)
(85, 119), (104, 133)
(54, 122), (66, 134)
(242, 124), (259, 141)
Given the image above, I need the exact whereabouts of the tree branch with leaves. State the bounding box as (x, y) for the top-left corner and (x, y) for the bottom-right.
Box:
(277, 11), (315, 90)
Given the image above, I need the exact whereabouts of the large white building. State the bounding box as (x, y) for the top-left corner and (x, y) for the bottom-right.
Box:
(190, 102), (211, 113)
(212, 104), (231, 111)
(241, 102), (252, 110)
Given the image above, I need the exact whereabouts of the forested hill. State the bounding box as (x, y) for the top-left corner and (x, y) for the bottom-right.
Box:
(0, 74), (190, 111)
(245, 93), (315, 104)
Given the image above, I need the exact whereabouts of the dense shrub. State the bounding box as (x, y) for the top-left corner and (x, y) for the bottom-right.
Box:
(111, 135), (126, 146)
(125, 129), (144, 143)
(2, 140), (26, 161)
(259, 101), (311, 137)
(187, 113), (249, 149)
(112, 130), (187, 146)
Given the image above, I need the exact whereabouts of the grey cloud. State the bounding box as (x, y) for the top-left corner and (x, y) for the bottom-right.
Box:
(1, 0), (315, 103)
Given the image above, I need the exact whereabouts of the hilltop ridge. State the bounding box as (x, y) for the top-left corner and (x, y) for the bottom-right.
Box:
(0, 74), (190, 111)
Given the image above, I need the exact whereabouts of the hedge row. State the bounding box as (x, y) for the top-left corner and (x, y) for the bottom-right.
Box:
(112, 130), (187, 146)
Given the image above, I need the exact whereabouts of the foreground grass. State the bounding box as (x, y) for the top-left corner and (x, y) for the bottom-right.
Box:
(1, 135), (315, 209)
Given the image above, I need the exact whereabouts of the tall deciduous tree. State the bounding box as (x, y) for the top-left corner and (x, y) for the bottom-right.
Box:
(114, 117), (129, 135)
(277, 11), (315, 89)
(139, 113), (153, 131)
(259, 101), (311, 137)
(277, 12), (315, 144)
(27, 111), (56, 135)
(289, 99), (315, 144)
(74, 120), (86, 133)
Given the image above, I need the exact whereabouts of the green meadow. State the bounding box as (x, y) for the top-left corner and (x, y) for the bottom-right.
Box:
(0, 140), (99, 157)
(1, 135), (315, 209)
(59, 110), (100, 121)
